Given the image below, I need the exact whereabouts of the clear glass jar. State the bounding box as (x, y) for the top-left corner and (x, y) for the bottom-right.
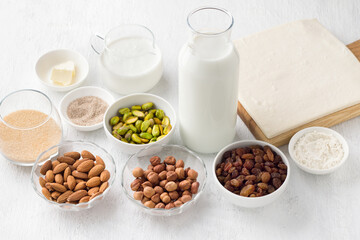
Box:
(178, 7), (239, 153)
(0, 89), (62, 166)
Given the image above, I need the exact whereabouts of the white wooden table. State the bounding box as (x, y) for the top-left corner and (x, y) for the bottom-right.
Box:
(1, 0), (359, 239)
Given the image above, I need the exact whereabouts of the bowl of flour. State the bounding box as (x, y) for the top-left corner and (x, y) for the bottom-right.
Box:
(288, 127), (349, 175)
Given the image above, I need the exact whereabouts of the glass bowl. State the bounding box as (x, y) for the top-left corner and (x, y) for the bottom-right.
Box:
(31, 141), (116, 211)
(121, 144), (207, 216)
(0, 89), (62, 166)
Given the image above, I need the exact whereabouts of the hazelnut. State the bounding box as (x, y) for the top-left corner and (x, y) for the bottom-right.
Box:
(154, 186), (164, 194)
(165, 181), (177, 192)
(187, 169), (198, 180)
(175, 168), (185, 180)
(169, 191), (179, 200)
(182, 190), (192, 196)
(179, 180), (191, 191)
(164, 156), (176, 165)
(166, 165), (175, 172)
(191, 182), (200, 194)
(180, 194), (192, 203)
(166, 171), (177, 181)
(141, 181), (152, 188)
(175, 159), (184, 168)
(147, 165), (154, 170)
(155, 203), (165, 208)
(141, 197), (150, 204)
(147, 172), (159, 184)
(143, 170), (152, 178)
(150, 156), (161, 166)
(158, 170), (167, 180)
(132, 167), (144, 178)
(159, 180), (168, 188)
(143, 186), (155, 198)
(153, 164), (165, 173)
(131, 179), (142, 191)
(184, 167), (190, 176)
(165, 202), (175, 209)
(151, 193), (161, 204)
(160, 192), (171, 204)
(133, 191), (144, 200)
(144, 200), (155, 208)
(174, 200), (183, 207)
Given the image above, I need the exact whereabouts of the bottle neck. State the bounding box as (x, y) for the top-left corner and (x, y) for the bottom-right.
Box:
(188, 31), (233, 59)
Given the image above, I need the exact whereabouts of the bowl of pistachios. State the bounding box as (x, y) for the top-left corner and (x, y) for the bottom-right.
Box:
(103, 93), (176, 154)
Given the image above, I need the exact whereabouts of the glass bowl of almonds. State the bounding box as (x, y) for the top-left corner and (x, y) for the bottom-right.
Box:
(121, 144), (207, 216)
(31, 140), (116, 211)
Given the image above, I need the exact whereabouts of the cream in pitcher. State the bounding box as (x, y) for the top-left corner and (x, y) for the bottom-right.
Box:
(91, 24), (163, 95)
(178, 7), (239, 153)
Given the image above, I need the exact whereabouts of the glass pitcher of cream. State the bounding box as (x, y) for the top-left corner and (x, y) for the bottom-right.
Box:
(91, 24), (163, 95)
(178, 7), (239, 153)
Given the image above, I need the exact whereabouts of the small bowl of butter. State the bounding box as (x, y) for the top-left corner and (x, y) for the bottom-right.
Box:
(35, 49), (89, 92)
(288, 127), (349, 175)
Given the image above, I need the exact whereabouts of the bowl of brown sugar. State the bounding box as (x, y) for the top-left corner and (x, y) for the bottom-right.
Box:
(59, 86), (114, 131)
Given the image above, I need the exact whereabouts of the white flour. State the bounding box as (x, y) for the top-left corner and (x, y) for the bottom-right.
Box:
(293, 130), (344, 169)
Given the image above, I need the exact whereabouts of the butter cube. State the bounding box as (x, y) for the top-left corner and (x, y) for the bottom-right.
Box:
(50, 61), (75, 86)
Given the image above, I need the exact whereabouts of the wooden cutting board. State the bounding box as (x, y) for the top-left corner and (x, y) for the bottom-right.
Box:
(237, 40), (360, 147)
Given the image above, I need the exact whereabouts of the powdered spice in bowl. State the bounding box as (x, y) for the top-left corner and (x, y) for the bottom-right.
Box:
(59, 86), (114, 131)
(67, 96), (108, 126)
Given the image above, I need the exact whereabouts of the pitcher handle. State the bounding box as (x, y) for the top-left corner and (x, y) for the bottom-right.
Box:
(90, 34), (105, 55)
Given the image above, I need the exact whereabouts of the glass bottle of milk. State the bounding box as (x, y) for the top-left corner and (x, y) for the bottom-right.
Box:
(178, 7), (239, 153)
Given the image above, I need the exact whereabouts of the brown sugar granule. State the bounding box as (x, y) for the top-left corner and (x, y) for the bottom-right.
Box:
(67, 96), (108, 126)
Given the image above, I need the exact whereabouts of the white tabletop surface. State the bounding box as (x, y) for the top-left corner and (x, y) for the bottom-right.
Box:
(1, 0), (360, 239)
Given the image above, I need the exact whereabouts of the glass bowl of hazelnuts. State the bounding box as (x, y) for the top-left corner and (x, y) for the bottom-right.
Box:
(213, 140), (290, 208)
(121, 144), (207, 216)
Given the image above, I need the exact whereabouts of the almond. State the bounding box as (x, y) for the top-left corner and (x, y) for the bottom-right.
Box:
(40, 160), (52, 175)
(88, 165), (105, 178)
(74, 181), (87, 191)
(50, 183), (67, 193)
(63, 167), (71, 180)
(51, 191), (61, 200)
(45, 170), (54, 182)
(89, 192), (102, 200)
(52, 160), (60, 169)
(100, 170), (110, 182)
(45, 182), (53, 191)
(42, 187), (51, 200)
(81, 150), (95, 160)
(99, 182), (109, 193)
(57, 156), (75, 165)
(55, 174), (63, 184)
(57, 190), (73, 203)
(67, 175), (76, 190)
(95, 155), (105, 167)
(53, 162), (68, 174)
(63, 182), (69, 189)
(64, 151), (81, 160)
(39, 177), (46, 187)
(67, 190), (88, 202)
(73, 159), (87, 169)
(88, 187), (99, 196)
(86, 176), (101, 188)
(72, 170), (88, 180)
(79, 195), (90, 203)
(77, 160), (94, 173)
(76, 179), (85, 184)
